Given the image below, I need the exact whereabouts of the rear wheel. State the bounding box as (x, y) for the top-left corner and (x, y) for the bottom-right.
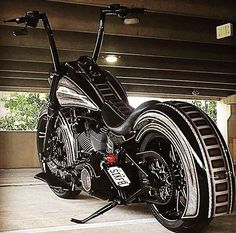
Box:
(140, 133), (211, 233)
(37, 108), (80, 199)
(135, 101), (232, 232)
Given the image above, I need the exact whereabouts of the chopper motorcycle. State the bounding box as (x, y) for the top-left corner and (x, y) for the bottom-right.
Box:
(5, 4), (235, 233)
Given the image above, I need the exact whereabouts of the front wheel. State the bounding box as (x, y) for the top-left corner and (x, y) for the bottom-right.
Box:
(37, 107), (81, 199)
(135, 101), (234, 233)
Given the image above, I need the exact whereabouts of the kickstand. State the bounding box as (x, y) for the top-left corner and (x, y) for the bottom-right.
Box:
(71, 200), (118, 224)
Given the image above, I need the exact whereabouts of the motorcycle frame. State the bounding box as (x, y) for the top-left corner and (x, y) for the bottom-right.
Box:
(4, 6), (235, 227)
(46, 6), (131, 109)
(42, 5), (142, 156)
(40, 8), (116, 155)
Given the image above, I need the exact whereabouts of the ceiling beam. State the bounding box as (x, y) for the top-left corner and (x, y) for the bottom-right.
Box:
(0, 46), (83, 63)
(0, 78), (49, 89)
(1, 47), (236, 75)
(99, 57), (236, 75)
(0, 0), (235, 100)
(49, 0), (236, 21)
(118, 78), (236, 92)
(0, 61), (50, 74)
(109, 68), (236, 86)
(223, 95), (236, 104)
(1, 60), (236, 85)
(1, 74), (235, 92)
(1, 69), (236, 86)
(1, 62), (235, 99)
(1, 26), (236, 63)
(1, 0), (236, 45)
(0, 77), (233, 99)
(124, 83), (235, 98)
(0, 71), (48, 80)
(0, 86), (48, 93)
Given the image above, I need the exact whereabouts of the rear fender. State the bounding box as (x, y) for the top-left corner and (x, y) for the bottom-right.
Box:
(134, 110), (201, 219)
(133, 101), (235, 218)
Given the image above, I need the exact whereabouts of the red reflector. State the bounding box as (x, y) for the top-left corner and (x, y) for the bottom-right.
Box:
(106, 154), (117, 165)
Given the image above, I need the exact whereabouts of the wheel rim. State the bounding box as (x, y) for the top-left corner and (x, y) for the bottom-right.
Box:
(37, 112), (73, 179)
(145, 135), (188, 221)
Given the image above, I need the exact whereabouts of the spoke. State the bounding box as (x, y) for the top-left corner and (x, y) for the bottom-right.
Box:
(42, 116), (47, 120)
(39, 131), (46, 135)
(150, 138), (187, 220)
(176, 190), (180, 213)
(181, 188), (187, 200)
(38, 131), (46, 138)
(150, 164), (156, 172)
(169, 145), (177, 162)
(166, 176), (171, 185)
(155, 160), (161, 169)
(164, 209), (178, 216)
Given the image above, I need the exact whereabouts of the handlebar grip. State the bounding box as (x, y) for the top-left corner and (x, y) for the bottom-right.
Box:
(4, 16), (28, 24)
(128, 8), (146, 14)
(4, 11), (40, 27)
(4, 18), (17, 23)
(105, 5), (146, 16)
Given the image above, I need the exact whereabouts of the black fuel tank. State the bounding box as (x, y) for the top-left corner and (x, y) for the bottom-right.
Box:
(54, 56), (129, 111)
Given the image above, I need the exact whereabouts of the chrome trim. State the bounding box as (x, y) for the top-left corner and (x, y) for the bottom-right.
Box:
(163, 102), (235, 218)
(58, 111), (77, 166)
(201, 111), (235, 216)
(57, 77), (99, 111)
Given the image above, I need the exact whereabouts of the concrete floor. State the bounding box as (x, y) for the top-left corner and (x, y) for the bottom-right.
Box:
(0, 169), (235, 233)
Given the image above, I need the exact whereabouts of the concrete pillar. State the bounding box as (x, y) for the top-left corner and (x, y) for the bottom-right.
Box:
(228, 105), (236, 162)
(223, 94), (236, 163)
(217, 101), (231, 144)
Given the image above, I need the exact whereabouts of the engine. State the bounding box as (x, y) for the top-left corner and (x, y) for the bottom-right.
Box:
(76, 152), (114, 199)
(74, 114), (138, 200)
(74, 118), (116, 199)
(77, 126), (107, 152)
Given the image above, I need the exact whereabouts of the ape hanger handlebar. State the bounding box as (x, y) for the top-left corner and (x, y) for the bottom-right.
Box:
(4, 4), (146, 110)
(101, 4), (145, 17)
(4, 4), (146, 69)
(4, 11), (61, 73)
(4, 11), (41, 27)
(92, 4), (146, 61)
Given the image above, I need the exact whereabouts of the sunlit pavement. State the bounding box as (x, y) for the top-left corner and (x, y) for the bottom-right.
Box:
(0, 169), (235, 233)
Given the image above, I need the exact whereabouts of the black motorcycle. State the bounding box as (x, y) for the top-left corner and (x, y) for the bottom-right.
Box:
(5, 4), (235, 233)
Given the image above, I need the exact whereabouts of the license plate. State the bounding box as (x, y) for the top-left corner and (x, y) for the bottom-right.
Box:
(107, 166), (131, 187)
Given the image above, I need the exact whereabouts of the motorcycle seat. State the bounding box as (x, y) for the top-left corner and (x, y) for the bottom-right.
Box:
(102, 100), (160, 135)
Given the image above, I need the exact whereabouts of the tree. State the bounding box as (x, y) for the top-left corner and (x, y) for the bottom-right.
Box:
(191, 100), (217, 123)
(0, 92), (48, 130)
(0, 92), (217, 130)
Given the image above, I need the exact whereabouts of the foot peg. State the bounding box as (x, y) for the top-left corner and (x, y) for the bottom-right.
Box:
(71, 200), (118, 224)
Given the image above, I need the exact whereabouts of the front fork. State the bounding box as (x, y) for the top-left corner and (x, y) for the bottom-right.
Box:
(42, 73), (61, 158)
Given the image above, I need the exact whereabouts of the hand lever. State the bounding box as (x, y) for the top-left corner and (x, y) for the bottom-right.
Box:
(4, 16), (28, 24)
(4, 18), (18, 23)
(13, 28), (28, 36)
(4, 11), (40, 27)
(13, 23), (28, 36)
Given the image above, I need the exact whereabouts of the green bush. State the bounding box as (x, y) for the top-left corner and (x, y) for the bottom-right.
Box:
(0, 92), (48, 130)
(191, 100), (217, 123)
(0, 92), (217, 130)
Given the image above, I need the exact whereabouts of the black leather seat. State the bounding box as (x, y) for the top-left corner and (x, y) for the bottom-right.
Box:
(102, 100), (160, 135)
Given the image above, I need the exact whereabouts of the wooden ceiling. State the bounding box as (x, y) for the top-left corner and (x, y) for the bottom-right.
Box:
(0, 0), (236, 100)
